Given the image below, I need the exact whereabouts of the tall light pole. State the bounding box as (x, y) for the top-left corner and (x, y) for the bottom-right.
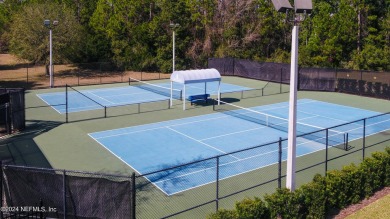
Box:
(169, 22), (180, 72)
(271, 0), (312, 191)
(44, 19), (59, 88)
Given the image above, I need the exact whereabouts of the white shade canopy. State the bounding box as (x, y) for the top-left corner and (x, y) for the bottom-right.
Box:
(170, 68), (221, 84)
(169, 68), (221, 110)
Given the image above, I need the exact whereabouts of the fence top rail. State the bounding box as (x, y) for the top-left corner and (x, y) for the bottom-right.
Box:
(2, 164), (132, 179)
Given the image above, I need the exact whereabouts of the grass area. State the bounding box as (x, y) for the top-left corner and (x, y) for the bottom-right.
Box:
(346, 194), (390, 219)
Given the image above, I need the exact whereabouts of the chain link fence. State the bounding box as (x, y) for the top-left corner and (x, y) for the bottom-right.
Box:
(1, 112), (389, 218)
(0, 62), (170, 90)
(1, 165), (135, 219)
(0, 88), (25, 137)
(208, 58), (390, 99)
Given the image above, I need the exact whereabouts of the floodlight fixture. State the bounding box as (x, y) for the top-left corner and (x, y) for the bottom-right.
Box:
(270, 0), (293, 13)
(169, 22), (180, 29)
(44, 20), (50, 27)
(294, 0), (313, 14)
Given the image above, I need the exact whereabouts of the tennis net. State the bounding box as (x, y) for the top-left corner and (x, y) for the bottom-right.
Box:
(129, 77), (182, 100)
(213, 100), (349, 150)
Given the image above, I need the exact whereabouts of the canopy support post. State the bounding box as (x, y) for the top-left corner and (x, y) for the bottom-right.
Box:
(183, 84), (186, 110)
(170, 81), (173, 107)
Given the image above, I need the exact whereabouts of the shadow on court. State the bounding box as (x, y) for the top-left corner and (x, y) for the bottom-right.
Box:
(0, 120), (62, 168)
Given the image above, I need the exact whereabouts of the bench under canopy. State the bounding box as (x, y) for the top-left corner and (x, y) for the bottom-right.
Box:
(170, 68), (221, 110)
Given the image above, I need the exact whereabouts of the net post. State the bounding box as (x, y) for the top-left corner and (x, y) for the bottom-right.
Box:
(104, 106), (107, 118)
(262, 88), (264, 96)
(363, 119), (366, 159)
(216, 157), (220, 212)
(130, 172), (136, 219)
(66, 85), (69, 123)
(278, 137), (282, 189)
(345, 133), (349, 151)
(325, 129), (329, 175)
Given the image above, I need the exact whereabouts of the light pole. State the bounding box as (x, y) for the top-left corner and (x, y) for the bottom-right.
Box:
(271, 0), (312, 191)
(44, 19), (59, 88)
(169, 22), (180, 72)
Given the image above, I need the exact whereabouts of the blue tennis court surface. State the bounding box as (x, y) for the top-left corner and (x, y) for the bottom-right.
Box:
(37, 81), (250, 113)
(89, 99), (390, 195)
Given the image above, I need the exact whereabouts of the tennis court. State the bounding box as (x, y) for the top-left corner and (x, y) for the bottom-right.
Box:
(88, 99), (390, 195)
(37, 80), (251, 113)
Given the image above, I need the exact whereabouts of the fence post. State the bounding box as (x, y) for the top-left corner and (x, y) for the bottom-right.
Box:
(0, 160), (3, 219)
(131, 172), (136, 219)
(278, 138), (282, 189)
(65, 85), (68, 123)
(232, 58), (235, 76)
(325, 129), (329, 175)
(63, 170), (66, 219)
(5, 103), (11, 134)
(216, 157), (220, 212)
(26, 64), (29, 86)
(363, 119), (366, 159)
(280, 68), (283, 94)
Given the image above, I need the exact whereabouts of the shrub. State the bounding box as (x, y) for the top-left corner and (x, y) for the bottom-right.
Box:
(235, 197), (269, 219)
(206, 148), (390, 219)
(264, 188), (302, 219)
(206, 209), (238, 219)
(296, 174), (326, 218)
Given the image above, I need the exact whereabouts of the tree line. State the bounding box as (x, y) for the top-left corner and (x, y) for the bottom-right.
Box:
(0, 0), (389, 73)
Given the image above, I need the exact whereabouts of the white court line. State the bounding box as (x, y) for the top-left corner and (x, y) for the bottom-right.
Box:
(200, 115), (320, 141)
(36, 95), (63, 114)
(153, 117), (390, 195)
(166, 127), (241, 160)
(90, 99), (319, 139)
(87, 133), (170, 195)
(151, 116), (390, 187)
(65, 95), (168, 113)
(200, 126), (268, 141)
(85, 91), (115, 104)
(94, 126), (167, 140)
(154, 136), (324, 195)
(154, 145), (283, 185)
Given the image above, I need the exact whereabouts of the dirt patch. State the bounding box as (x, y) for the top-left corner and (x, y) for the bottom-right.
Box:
(0, 54), (27, 65)
(0, 54), (170, 89)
